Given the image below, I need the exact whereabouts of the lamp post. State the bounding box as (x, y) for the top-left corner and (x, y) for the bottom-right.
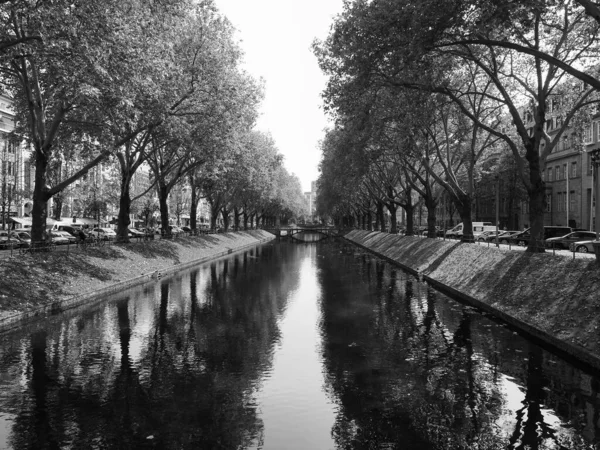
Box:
(495, 174), (500, 248)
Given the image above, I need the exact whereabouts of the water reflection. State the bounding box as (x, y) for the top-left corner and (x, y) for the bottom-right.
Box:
(0, 240), (598, 449)
(317, 242), (600, 449)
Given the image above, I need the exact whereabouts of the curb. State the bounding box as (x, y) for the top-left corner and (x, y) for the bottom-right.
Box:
(344, 234), (600, 373)
(0, 234), (275, 333)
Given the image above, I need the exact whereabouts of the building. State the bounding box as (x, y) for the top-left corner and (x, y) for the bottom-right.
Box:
(0, 93), (34, 228)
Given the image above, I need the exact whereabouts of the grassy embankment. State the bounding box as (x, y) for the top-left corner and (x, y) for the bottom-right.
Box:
(0, 230), (274, 329)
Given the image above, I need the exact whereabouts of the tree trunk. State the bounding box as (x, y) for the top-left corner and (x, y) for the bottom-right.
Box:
(404, 204), (415, 236)
(210, 202), (219, 230)
(425, 195), (437, 239)
(190, 186), (198, 232)
(116, 171), (132, 243)
(243, 211), (249, 230)
(221, 208), (230, 231)
(387, 203), (398, 234)
(455, 193), (474, 242)
(233, 207), (241, 231)
(53, 194), (63, 221)
(31, 156), (51, 244)
(527, 179), (546, 253)
(158, 184), (170, 236)
(377, 202), (386, 232)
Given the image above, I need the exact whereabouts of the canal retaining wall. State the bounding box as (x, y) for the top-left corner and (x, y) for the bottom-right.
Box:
(345, 230), (600, 371)
(0, 230), (275, 332)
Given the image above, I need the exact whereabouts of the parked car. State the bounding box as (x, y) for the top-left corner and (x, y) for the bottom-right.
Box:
(476, 230), (500, 242)
(545, 231), (597, 249)
(508, 226), (572, 247)
(54, 230), (77, 244)
(56, 225), (83, 238)
(182, 226), (192, 232)
(171, 226), (184, 235)
(445, 222), (492, 239)
(90, 227), (117, 241)
(49, 231), (70, 245)
(496, 231), (521, 244)
(0, 230), (24, 249)
(11, 231), (32, 248)
(128, 228), (145, 238)
(569, 239), (600, 253)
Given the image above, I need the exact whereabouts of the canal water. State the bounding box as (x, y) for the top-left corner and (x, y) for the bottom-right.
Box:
(0, 237), (599, 449)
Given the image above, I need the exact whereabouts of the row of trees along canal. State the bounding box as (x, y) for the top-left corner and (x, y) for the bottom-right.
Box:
(0, 0), (307, 244)
(314, 0), (600, 252)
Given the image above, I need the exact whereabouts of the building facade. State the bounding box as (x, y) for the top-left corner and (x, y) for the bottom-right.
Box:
(0, 93), (34, 227)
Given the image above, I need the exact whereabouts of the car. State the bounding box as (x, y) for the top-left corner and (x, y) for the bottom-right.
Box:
(160, 225), (183, 236)
(476, 230), (500, 242)
(49, 231), (70, 245)
(0, 230), (26, 248)
(181, 226), (192, 232)
(545, 231), (597, 250)
(54, 230), (77, 244)
(90, 227), (117, 241)
(128, 228), (145, 238)
(56, 225), (83, 237)
(171, 226), (184, 235)
(508, 226), (573, 247)
(10, 231), (32, 247)
(569, 239), (600, 253)
(445, 222), (493, 239)
(494, 231), (520, 244)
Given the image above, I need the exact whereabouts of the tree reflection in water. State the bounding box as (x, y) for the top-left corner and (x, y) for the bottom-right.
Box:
(0, 241), (599, 449)
(317, 242), (598, 449)
(0, 244), (304, 449)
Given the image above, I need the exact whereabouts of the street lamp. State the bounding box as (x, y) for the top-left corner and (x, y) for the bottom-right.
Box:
(495, 174), (500, 248)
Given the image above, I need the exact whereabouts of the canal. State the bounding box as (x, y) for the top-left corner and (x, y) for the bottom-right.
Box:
(0, 237), (599, 449)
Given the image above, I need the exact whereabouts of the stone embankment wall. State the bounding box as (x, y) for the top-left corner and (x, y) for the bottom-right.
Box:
(0, 231), (274, 331)
(345, 230), (600, 370)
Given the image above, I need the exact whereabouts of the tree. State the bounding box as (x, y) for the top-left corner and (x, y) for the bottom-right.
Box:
(0, 0), (190, 243)
(315, 0), (599, 250)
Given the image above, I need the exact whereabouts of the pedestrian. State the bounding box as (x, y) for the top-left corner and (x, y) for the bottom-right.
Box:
(78, 228), (86, 243)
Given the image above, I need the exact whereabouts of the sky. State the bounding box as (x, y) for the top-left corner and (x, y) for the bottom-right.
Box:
(214, 0), (345, 193)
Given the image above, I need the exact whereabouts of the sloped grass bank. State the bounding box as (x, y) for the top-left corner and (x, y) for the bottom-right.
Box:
(345, 230), (600, 370)
(0, 230), (274, 330)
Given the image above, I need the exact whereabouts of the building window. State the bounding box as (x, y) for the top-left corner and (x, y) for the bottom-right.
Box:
(548, 167), (553, 181)
(563, 164), (567, 180)
(1, 161), (13, 176)
(572, 161), (577, 178)
(584, 124), (593, 144)
(542, 171), (545, 181)
(556, 115), (563, 129)
(590, 153), (595, 174)
(555, 166), (560, 180)
(570, 192), (576, 211)
(546, 194), (552, 212)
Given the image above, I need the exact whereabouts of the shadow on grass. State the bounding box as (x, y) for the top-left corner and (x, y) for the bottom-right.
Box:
(0, 252), (115, 309)
(120, 240), (180, 263)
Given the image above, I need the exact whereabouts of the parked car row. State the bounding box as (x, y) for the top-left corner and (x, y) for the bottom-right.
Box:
(0, 230), (31, 248)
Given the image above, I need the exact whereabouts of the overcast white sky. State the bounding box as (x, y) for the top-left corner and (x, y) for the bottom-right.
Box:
(214, 0), (344, 193)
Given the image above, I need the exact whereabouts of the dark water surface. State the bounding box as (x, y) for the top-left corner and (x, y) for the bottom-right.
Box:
(0, 238), (599, 449)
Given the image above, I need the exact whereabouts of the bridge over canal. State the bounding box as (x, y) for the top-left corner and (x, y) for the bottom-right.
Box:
(263, 227), (344, 240)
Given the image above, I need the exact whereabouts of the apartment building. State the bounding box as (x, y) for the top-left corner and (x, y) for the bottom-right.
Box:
(536, 99), (597, 231)
(0, 93), (34, 225)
